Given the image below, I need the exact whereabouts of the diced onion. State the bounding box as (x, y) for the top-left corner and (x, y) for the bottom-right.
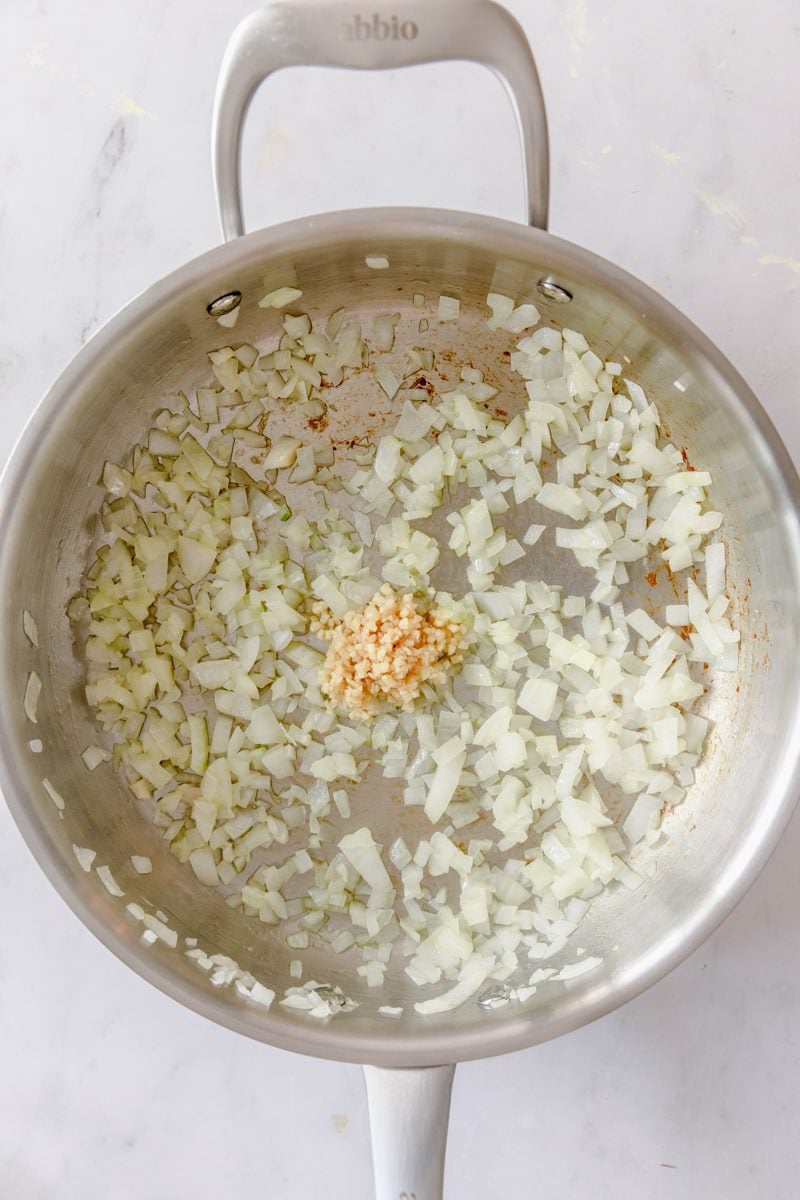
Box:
(68, 276), (732, 1021)
(82, 745), (111, 771)
(42, 777), (64, 810)
(24, 671), (41, 723)
(259, 286), (303, 308)
(73, 845), (96, 872)
(96, 865), (124, 896)
(438, 295), (460, 321)
(23, 610), (39, 647)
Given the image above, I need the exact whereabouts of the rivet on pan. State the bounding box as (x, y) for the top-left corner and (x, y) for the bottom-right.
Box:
(206, 290), (242, 317)
(477, 983), (511, 1010)
(537, 276), (573, 304)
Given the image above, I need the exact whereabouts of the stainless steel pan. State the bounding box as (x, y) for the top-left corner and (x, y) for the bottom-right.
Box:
(2, 3), (800, 1197)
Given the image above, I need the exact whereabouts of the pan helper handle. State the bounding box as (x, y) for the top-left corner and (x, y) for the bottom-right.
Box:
(212, 0), (549, 240)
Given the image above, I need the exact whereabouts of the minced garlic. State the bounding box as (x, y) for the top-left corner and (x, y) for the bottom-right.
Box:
(314, 584), (465, 720)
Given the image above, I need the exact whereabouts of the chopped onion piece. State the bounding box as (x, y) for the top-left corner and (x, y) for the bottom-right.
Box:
(259, 286), (303, 308)
(518, 677), (558, 722)
(438, 295), (460, 321)
(97, 865), (124, 896)
(339, 828), (393, 892)
(376, 365), (400, 400)
(42, 777), (64, 810)
(73, 845), (96, 872)
(415, 955), (494, 1014)
(82, 745), (111, 771)
(523, 524), (545, 546)
(705, 541), (726, 603)
(22, 610), (39, 647)
(264, 436), (301, 469)
(556, 956), (602, 980)
(486, 292), (514, 329)
(424, 752), (466, 824)
(24, 671), (41, 723)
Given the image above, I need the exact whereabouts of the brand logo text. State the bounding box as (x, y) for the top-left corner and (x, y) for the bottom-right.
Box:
(340, 13), (419, 40)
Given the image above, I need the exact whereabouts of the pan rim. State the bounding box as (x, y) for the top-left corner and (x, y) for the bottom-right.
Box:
(2, 206), (800, 1067)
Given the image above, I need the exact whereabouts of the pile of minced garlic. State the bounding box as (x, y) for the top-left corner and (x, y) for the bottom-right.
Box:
(315, 584), (466, 720)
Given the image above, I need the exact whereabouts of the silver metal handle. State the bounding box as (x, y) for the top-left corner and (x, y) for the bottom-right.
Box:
(212, 0), (549, 240)
(363, 1064), (456, 1200)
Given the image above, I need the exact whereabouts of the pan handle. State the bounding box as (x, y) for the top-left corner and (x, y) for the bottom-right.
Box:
(212, 0), (549, 240)
(363, 1063), (456, 1200)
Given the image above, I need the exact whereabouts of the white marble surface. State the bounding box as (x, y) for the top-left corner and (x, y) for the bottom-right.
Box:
(2, 1), (799, 1196)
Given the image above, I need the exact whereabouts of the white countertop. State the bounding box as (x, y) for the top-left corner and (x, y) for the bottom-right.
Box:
(2, 2), (799, 1196)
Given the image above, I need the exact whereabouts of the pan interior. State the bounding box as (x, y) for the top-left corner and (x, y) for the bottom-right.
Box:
(2, 212), (799, 1065)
